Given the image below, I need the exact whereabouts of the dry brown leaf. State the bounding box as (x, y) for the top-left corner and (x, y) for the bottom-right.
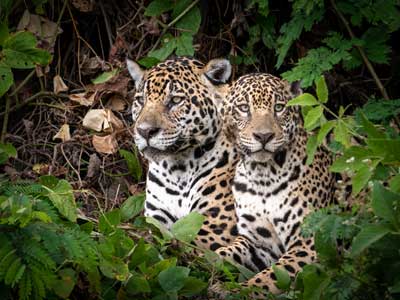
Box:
(53, 124), (71, 142)
(33, 163), (50, 175)
(87, 153), (101, 178)
(69, 91), (96, 106)
(83, 109), (123, 132)
(92, 134), (118, 154)
(106, 95), (127, 111)
(71, 0), (95, 12)
(53, 75), (69, 94)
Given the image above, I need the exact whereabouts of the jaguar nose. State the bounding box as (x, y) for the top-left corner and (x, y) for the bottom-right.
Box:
(253, 132), (275, 145)
(136, 125), (161, 140)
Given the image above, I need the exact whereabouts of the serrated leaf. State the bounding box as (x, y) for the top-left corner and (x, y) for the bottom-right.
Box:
(43, 180), (77, 222)
(272, 265), (291, 291)
(158, 266), (190, 292)
(305, 135), (318, 165)
(171, 212), (205, 243)
(372, 182), (400, 227)
(91, 69), (118, 84)
(304, 105), (323, 130)
(175, 33), (194, 56)
(120, 194), (145, 221)
(286, 93), (319, 106)
(351, 224), (391, 256)
(126, 273), (151, 294)
(315, 75), (328, 103)
(0, 63), (13, 97)
(144, 0), (173, 16)
(317, 120), (335, 144)
(180, 277), (207, 297)
(334, 120), (350, 148)
(119, 148), (142, 180)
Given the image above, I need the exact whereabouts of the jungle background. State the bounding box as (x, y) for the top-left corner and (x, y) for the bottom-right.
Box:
(1, 0), (400, 299)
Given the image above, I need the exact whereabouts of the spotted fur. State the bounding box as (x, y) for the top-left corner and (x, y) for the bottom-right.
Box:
(127, 57), (239, 250)
(209, 73), (336, 298)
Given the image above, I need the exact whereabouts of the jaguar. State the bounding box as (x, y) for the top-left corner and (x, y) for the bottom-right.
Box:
(126, 57), (239, 250)
(209, 73), (336, 298)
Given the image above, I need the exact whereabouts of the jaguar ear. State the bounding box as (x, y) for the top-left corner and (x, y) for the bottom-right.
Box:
(203, 58), (232, 84)
(290, 80), (302, 97)
(126, 59), (145, 89)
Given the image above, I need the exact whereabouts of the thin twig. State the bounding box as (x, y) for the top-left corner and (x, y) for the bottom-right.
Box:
(9, 70), (35, 97)
(99, 0), (113, 49)
(1, 95), (11, 142)
(150, 0), (200, 52)
(330, 0), (389, 100)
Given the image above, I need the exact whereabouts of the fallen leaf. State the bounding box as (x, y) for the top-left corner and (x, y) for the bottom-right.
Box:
(106, 95), (127, 111)
(87, 153), (101, 178)
(83, 109), (124, 132)
(69, 91), (96, 106)
(92, 134), (118, 154)
(33, 163), (50, 175)
(87, 73), (130, 97)
(71, 0), (95, 12)
(53, 124), (71, 142)
(53, 75), (69, 94)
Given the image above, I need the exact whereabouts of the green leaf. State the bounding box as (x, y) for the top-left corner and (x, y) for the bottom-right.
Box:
(180, 277), (207, 297)
(175, 5), (201, 34)
(158, 266), (190, 292)
(91, 69), (119, 84)
(272, 265), (291, 291)
(43, 180), (77, 222)
(144, 0), (173, 16)
(317, 120), (335, 144)
(305, 135), (318, 165)
(125, 273), (151, 294)
(333, 120), (350, 148)
(99, 256), (129, 281)
(315, 75), (328, 103)
(175, 33), (194, 56)
(389, 174), (400, 193)
(304, 105), (323, 130)
(0, 21), (9, 47)
(120, 194), (145, 221)
(367, 138), (400, 163)
(372, 182), (400, 226)
(301, 265), (330, 300)
(52, 269), (76, 299)
(359, 113), (385, 139)
(3, 31), (51, 69)
(0, 63), (13, 97)
(99, 209), (121, 234)
(137, 56), (159, 68)
(146, 217), (173, 241)
(351, 224), (391, 257)
(119, 148), (142, 180)
(351, 165), (372, 195)
(171, 212), (205, 243)
(148, 36), (177, 61)
(286, 93), (319, 107)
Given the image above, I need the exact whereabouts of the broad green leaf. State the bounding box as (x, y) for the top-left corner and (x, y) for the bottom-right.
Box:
(3, 31), (51, 69)
(39, 175), (59, 189)
(119, 148), (142, 180)
(148, 36), (177, 61)
(305, 135), (318, 165)
(125, 273), (151, 294)
(175, 33), (194, 56)
(0, 63), (13, 97)
(367, 138), (400, 163)
(99, 209), (121, 234)
(351, 224), (391, 256)
(351, 165), (372, 195)
(286, 93), (319, 107)
(317, 120), (336, 144)
(304, 105), (323, 130)
(0, 21), (9, 46)
(359, 113), (385, 139)
(137, 56), (159, 68)
(175, 5), (201, 34)
(43, 180), (77, 222)
(144, 0), (173, 16)
(172, 0), (192, 18)
(301, 265), (330, 300)
(315, 75), (328, 103)
(372, 182), (400, 227)
(334, 120), (350, 148)
(158, 266), (190, 292)
(91, 69), (118, 84)
(171, 212), (205, 243)
(52, 268), (76, 299)
(180, 277), (207, 297)
(389, 174), (400, 193)
(146, 217), (173, 241)
(272, 265), (291, 291)
(99, 256), (129, 281)
(120, 194), (145, 221)
(330, 146), (373, 173)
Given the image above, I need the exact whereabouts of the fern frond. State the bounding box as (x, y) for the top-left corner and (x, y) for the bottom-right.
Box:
(18, 271), (32, 300)
(4, 257), (25, 287)
(22, 240), (56, 271)
(0, 181), (43, 196)
(0, 249), (18, 279)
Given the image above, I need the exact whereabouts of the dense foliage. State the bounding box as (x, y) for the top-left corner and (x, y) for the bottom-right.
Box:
(1, 0), (400, 299)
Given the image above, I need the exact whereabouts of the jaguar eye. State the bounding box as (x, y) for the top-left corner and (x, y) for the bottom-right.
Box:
(238, 104), (250, 113)
(274, 103), (285, 112)
(135, 96), (144, 105)
(171, 96), (185, 105)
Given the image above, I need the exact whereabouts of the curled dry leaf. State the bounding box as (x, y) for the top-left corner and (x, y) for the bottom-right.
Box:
(92, 134), (118, 154)
(53, 124), (71, 142)
(82, 109), (124, 132)
(106, 95), (127, 111)
(69, 91), (96, 106)
(53, 75), (69, 94)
